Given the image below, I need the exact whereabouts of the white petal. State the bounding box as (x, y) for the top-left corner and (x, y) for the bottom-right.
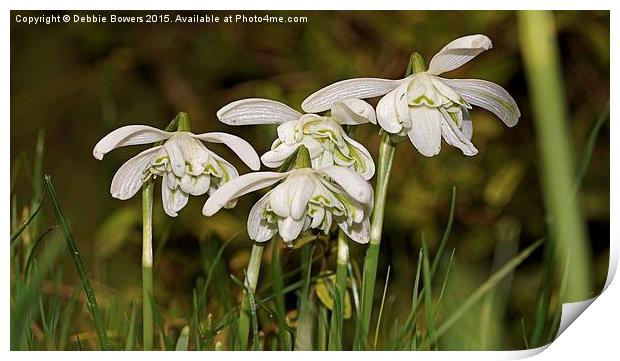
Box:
(93, 125), (172, 160)
(462, 108), (473, 140)
(318, 166), (373, 207)
(289, 176), (316, 219)
(427, 34), (493, 75)
(202, 171), (289, 216)
(407, 107), (442, 157)
(207, 150), (239, 183)
(339, 218), (370, 244)
(164, 136), (186, 177)
(217, 98), (302, 125)
(407, 74), (442, 107)
(261, 143), (300, 168)
(440, 110), (478, 156)
(302, 78), (403, 113)
(441, 78), (520, 127)
(330, 98), (377, 125)
(342, 133), (376, 180)
(276, 120), (300, 145)
(247, 191), (277, 242)
(191, 174), (211, 196)
(269, 180), (293, 218)
(110, 146), (161, 200)
(162, 176), (189, 217)
(193, 132), (261, 170)
(376, 88), (404, 134)
(278, 217), (305, 243)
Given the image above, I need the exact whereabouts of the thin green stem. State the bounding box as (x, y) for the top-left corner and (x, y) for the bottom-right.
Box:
(328, 231), (349, 350)
(356, 52), (426, 350)
(356, 133), (396, 349)
(142, 181), (154, 350)
(271, 241), (287, 349)
(238, 243), (264, 350)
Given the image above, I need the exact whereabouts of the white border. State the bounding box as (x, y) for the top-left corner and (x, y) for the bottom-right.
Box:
(3, 1), (616, 359)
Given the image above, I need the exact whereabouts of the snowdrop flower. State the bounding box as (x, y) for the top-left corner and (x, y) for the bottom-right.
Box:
(301, 34), (521, 157)
(93, 124), (260, 217)
(203, 166), (374, 244)
(217, 98), (376, 180)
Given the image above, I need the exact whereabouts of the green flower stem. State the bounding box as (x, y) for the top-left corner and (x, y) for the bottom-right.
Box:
(140, 114), (187, 351)
(141, 180), (154, 351)
(238, 243), (264, 350)
(328, 230), (349, 350)
(519, 11), (592, 301)
(356, 52), (426, 349)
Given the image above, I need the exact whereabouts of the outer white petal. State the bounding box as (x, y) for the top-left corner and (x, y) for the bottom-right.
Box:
(407, 107), (443, 157)
(247, 191), (278, 242)
(442, 78), (520, 127)
(261, 143), (300, 168)
(217, 98), (302, 125)
(193, 132), (261, 170)
(93, 125), (172, 160)
(440, 111), (478, 156)
(339, 218), (370, 244)
(302, 78), (403, 113)
(278, 217), (305, 243)
(376, 88), (404, 134)
(330, 98), (377, 125)
(427, 34), (493, 75)
(162, 176), (189, 217)
(202, 171), (289, 216)
(342, 133), (376, 180)
(318, 166), (373, 207)
(110, 146), (161, 200)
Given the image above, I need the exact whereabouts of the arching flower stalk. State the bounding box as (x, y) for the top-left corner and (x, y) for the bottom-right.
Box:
(93, 112), (259, 350)
(217, 98), (376, 180)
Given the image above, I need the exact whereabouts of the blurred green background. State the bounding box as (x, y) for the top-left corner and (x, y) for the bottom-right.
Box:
(10, 10), (609, 350)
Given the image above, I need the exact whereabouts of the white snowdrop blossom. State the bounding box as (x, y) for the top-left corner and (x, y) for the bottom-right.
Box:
(301, 35), (521, 157)
(202, 166), (374, 244)
(93, 125), (260, 217)
(217, 98), (376, 180)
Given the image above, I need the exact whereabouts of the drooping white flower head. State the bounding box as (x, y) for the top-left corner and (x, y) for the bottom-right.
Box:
(202, 166), (374, 244)
(217, 98), (376, 180)
(93, 124), (260, 217)
(301, 34), (521, 157)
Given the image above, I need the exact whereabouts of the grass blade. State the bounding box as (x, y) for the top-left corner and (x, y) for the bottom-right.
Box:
(421, 240), (436, 350)
(43, 175), (110, 350)
(430, 186), (457, 278)
(435, 238), (545, 338)
(373, 265), (391, 350)
(10, 191), (46, 245)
